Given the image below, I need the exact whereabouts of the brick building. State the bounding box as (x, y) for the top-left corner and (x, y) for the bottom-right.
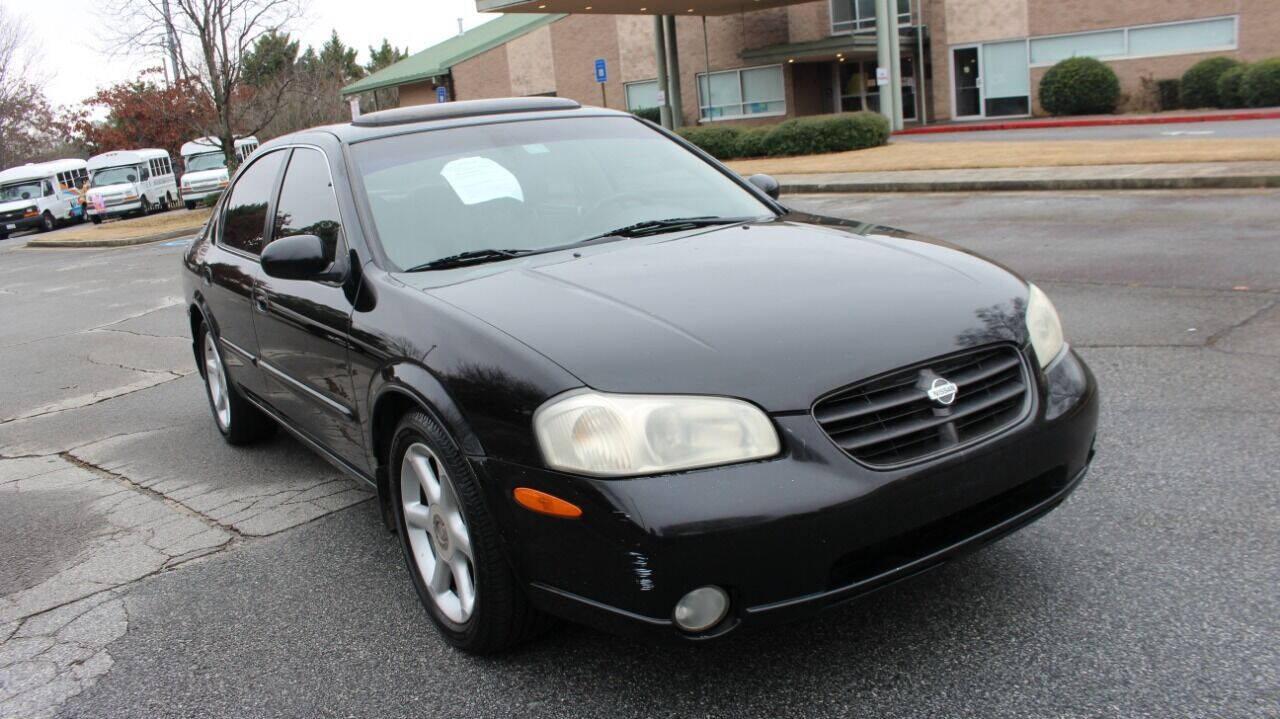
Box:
(341, 1), (1278, 124)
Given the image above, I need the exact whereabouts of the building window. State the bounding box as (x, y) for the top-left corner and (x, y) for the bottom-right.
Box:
(625, 80), (660, 111)
(830, 0), (910, 34)
(1028, 16), (1237, 66)
(696, 65), (785, 121)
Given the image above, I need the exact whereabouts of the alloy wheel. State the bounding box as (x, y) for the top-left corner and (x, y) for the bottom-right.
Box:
(400, 442), (477, 626)
(202, 331), (231, 430)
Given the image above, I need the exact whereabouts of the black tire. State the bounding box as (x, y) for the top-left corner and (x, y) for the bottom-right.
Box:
(39, 212), (55, 232)
(390, 410), (549, 654)
(197, 322), (276, 445)
(159, 194), (170, 211)
(90, 215), (102, 225)
(184, 200), (197, 211)
(137, 195), (149, 217)
(0, 231), (8, 240)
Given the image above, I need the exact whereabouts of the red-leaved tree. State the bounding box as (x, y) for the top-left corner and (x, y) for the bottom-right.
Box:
(65, 68), (213, 162)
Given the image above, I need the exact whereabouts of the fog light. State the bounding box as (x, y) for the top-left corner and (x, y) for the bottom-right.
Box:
(673, 586), (729, 632)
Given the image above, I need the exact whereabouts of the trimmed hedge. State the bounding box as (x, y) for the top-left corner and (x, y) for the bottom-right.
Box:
(1241, 58), (1280, 108)
(1038, 57), (1121, 116)
(676, 112), (889, 160)
(1216, 65), (1248, 109)
(1180, 57), (1242, 108)
(632, 106), (661, 123)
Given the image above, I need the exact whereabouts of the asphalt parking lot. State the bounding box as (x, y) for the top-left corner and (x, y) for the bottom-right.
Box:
(1, 189), (1277, 718)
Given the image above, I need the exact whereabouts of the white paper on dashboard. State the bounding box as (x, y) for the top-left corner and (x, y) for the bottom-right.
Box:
(439, 157), (525, 205)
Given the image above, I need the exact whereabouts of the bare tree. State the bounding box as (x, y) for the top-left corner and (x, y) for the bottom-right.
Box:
(104, 0), (302, 170)
(0, 7), (54, 167)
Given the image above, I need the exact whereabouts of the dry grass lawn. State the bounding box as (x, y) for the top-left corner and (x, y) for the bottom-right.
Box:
(46, 208), (211, 243)
(726, 138), (1280, 176)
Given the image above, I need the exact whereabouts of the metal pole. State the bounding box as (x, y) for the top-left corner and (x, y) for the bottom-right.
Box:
(916, 0), (928, 125)
(664, 15), (684, 129)
(654, 15), (673, 129)
(887, 0), (904, 130)
(874, 0), (894, 126)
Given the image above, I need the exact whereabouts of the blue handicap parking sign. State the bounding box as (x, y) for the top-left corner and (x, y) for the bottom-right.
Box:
(594, 58), (607, 84)
(437, 86), (448, 103)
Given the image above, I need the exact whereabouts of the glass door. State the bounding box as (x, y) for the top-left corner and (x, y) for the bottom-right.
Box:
(952, 46), (982, 118)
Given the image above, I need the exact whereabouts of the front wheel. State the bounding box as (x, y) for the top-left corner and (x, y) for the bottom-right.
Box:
(89, 215), (102, 224)
(199, 323), (276, 445)
(390, 411), (548, 654)
(184, 200), (197, 211)
(39, 212), (55, 232)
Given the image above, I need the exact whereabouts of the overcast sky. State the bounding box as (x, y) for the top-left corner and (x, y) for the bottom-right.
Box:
(17, 0), (492, 108)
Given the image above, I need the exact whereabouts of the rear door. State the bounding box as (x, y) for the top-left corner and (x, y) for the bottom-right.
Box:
(251, 146), (365, 467)
(201, 148), (289, 400)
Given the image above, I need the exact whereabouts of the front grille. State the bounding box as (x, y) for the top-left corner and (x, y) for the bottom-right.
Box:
(813, 344), (1030, 467)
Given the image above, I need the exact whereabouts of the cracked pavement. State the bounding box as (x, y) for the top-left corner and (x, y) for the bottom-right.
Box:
(1, 190), (1277, 718)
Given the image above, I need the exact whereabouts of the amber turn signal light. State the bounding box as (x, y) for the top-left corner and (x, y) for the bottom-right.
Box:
(513, 487), (583, 518)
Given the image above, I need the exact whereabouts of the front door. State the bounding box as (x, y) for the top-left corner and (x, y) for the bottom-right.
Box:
(252, 146), (365, 468)
(952, 46), (983, 119)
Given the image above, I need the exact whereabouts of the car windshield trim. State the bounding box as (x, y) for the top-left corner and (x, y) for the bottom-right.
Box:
(403, 248), (538, 272)
(575, 215), (764, 244)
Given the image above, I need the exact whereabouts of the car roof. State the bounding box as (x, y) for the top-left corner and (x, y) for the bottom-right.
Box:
(257, 98), (633, 151)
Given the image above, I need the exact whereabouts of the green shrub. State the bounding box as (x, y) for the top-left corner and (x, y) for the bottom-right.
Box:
(1180, 57), (1242, 108)
(632, 106), (661, 123)
(1038, 57), (1121, 116)
(734, 126), (772, 158)
(1157, 79), (1181, 111)
(1216, 65), (1248, 109)
(762, 112), (889, 156)
(201, 191), (223, 208)
(675, 125), (743, 159)
(1241, 58), (1280, 108)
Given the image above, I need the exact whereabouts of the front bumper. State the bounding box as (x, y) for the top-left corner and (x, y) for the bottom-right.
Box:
(181, 187), (223, 203)
(474, 349), (1099, 640)
(87, 201), (142, 218)
(1, 216), (42, 232)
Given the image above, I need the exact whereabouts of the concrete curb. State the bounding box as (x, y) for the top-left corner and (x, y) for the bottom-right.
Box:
(25, 226), (202, 249)
(894, 109), (1280, 136)
(781, 174), (1280, 193)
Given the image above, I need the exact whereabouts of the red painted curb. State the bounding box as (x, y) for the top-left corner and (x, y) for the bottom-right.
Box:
(893, 109), (1280, 136)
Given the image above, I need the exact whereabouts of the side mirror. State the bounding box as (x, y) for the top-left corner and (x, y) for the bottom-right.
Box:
(20, 191), (30, 200)
(127, 174), (137, 183)
(747, 173), (780, 200)
(261, 234), (331, 280)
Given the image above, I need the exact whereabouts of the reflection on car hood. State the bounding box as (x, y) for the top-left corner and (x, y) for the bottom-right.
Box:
(89, 183), (136, 196)
(410, 215), (1032, 411)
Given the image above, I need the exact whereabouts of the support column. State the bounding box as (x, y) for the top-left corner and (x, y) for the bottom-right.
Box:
(663, 15), (684, 128)
(654, 15), (673, 129)
(875, 0), (895, 127)
(887, 0), (904, 130)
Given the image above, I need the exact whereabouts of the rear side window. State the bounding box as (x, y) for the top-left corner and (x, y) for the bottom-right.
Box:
(221, 150), (286, 255)
(272, 148), (344, 263)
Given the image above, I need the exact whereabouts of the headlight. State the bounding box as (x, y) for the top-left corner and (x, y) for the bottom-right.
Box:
(1026, 283), (1065, 368)
(534, 391), (780, 477)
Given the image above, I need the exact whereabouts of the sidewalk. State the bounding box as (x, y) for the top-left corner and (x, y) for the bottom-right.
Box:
(896, 107), (1280, 136)
(775, 161), (1280, 193)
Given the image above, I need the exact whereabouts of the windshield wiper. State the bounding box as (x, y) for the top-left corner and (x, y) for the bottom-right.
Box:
(404, 248), (534, 272)
(578, 216), (755, 243)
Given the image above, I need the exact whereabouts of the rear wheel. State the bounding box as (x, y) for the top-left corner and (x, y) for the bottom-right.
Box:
(199, 323), (276, 445)
(185, 200), (197, 211)
(159, 194), (170, 211)
(390, 410), (548, 654)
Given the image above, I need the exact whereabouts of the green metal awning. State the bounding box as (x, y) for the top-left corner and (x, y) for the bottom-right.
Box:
(341, 13), (566, 96)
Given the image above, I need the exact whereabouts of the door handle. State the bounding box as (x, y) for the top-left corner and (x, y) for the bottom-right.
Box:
(201, 264), (212, 285)
(253, 288), (268, 313)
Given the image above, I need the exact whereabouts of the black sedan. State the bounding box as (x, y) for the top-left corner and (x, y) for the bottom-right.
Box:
(182, 97), (1098, 654)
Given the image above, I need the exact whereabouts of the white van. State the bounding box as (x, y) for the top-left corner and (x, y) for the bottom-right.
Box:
(179, 136), (258, 210)
(0, 159), (89, 238)
(85, 149), (178, 223)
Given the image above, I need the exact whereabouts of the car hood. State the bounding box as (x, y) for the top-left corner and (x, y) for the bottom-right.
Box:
(0, 199), (37, 214)
(181, 169), (228, 184)
(407, 216), (1032, 411)
(88, 183), (136, 196)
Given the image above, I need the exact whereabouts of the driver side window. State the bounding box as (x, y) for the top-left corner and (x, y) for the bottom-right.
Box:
(220, 150), (287, 256)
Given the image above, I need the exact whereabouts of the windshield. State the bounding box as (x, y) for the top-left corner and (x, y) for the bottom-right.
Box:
(185, 152), (226, 173)
(90, 166), (140, 187)
(351, 116), (774, 270)
(0, 181), (43, 202)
